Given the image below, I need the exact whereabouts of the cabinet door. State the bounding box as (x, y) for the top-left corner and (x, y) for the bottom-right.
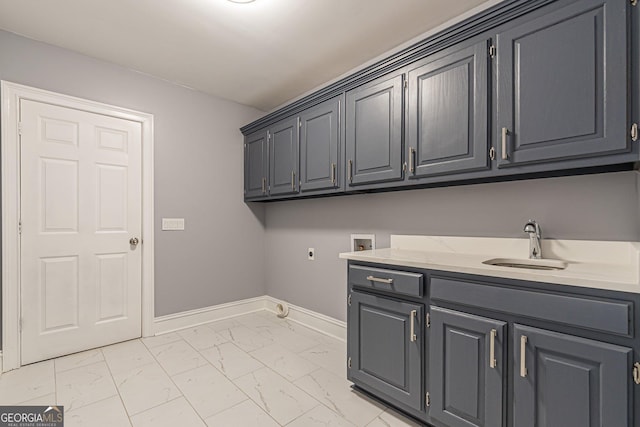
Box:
(300, 96), (341, 192)
(345, 73), (404, 186)
(407, 40), (489, 178)
(348, 291), (423, 411)
(244, 129), (268, 199)
(513, 324), (631, 427)
(496, 0), (628, 167)
(269, 117), (299, 196)
(429, 307), (506, 427)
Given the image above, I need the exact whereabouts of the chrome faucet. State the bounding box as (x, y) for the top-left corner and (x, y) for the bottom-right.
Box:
(523, 220), (542, 259)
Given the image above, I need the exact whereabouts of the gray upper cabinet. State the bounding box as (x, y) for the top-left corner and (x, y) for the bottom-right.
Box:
(345, 73), (404, 186)
(348, 290), (423, 412)
(244, 129), (268, 199)
(429, 307), (506, 427)
(269, 117), (299, 196)
(513, 324), (631, 427)
(496, 0), (629, 167)
(299, 96), (341, 193)
(407, 40), (489, 178)
(243, 0), (638, 202)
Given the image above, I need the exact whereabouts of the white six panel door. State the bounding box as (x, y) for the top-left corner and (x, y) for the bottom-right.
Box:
(20, 99), (142, 365)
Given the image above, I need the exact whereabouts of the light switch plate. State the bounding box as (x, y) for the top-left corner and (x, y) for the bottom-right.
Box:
(162, 218), (185, 231)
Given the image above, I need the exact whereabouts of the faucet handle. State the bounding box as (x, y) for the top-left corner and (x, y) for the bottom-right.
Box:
(523, 220), (541, 237)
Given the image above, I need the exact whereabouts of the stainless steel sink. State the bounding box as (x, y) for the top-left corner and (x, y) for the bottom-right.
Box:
(482, 257), (567, 271)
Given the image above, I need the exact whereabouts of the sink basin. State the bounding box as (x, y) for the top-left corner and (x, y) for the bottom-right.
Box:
(483, 258), (567, 271)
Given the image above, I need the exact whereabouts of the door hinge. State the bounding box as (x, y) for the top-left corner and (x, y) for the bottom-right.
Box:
(348, 357), (352, 369)
(426, 313), (431, 328)
(489, 45), (496, 58)
(18, 122), (23, 135)
(426, 392), (430, 407)
(403, 80), (408, 90)
(402, 162), (407, 173)
(19, 317), (23, 332)
(348, 294), (352, 306)
(489, 147), (496, 161)
(634, 362), (640, 384)
(631, 123), (638, 142)
(18, 220), (22, 235)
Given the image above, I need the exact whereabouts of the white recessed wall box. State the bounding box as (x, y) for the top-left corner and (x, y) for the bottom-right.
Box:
(351, 234), (375, 252)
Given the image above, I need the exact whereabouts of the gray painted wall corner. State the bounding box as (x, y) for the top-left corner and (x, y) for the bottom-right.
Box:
(0, 29), (267, 350)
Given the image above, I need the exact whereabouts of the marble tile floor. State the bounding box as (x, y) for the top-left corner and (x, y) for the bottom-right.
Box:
(0, 311), (422, 427)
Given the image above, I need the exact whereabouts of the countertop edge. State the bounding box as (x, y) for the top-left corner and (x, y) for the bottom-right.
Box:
(339, 251), (640, 294)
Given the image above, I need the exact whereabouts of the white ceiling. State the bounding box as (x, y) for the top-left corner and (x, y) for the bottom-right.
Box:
(0, 0), (490, 111)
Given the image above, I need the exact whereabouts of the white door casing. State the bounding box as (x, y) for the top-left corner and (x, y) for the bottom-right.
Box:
(20, 100), (142, 365)
(2, 82), (155, 371)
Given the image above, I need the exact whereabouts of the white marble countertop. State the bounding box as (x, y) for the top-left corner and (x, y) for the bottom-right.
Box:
(339, 235), (640, 294)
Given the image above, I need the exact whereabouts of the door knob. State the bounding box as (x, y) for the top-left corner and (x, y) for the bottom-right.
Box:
(129, 237), (139, 246)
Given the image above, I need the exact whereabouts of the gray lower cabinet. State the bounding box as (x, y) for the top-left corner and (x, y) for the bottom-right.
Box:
(348, 290), (423, 412)
(345, 72), (404, 186)
(299, 96), (341, 193)
(496, 0), (629, 167)
(244, 129), (268, 199)
(269, 117), (299, 196)
(429, 306), (506, 427)
(513, 324), (632, 427)
(407, 39), (489, 178)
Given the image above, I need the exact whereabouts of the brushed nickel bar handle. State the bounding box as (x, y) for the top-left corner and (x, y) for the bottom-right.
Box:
(520, 335), (528, 377)
(348, 160), (353, 182)
(291, 170), (295, 190)
(489, 329), (497, 369)
(409, 147), (416, 174)
(366, 275), (393, 284)
(410, 310), (417, 342)
(331, 163), (336, 185)
(501, 127), (509, 160)
(262, 177), (266, 194)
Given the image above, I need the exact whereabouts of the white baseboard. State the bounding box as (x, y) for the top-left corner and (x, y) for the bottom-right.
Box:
(153, 296), (346, 342)
(263, 296), (346, 341)
(154, 296), (267, 335)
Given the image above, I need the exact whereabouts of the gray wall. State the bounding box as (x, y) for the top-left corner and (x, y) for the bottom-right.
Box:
(2, 27), (639, 345)
(264, 171), (640, 321)
(0, 30), (266, 324)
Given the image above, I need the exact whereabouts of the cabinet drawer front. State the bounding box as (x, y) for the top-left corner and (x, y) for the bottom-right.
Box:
(431, 277), (631, 335)
(349, 265), (424, 297)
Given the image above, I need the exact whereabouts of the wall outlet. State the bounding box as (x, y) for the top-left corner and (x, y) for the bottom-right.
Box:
(308, 248), (315, 261)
